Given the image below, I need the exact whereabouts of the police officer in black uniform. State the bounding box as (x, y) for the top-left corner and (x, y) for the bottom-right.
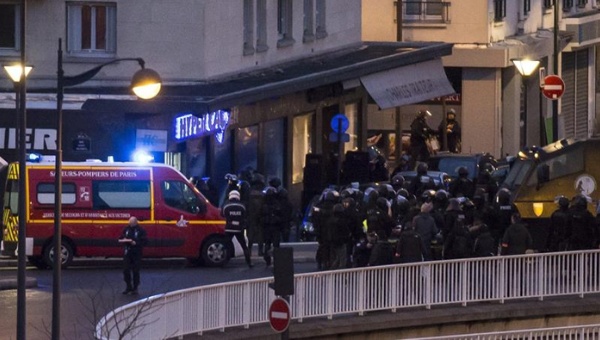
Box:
(119, 216), (148, 295)
(222, 190), (253, 268)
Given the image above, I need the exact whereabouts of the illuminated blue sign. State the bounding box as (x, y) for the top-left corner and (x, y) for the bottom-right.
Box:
(174, 110), (230, 143)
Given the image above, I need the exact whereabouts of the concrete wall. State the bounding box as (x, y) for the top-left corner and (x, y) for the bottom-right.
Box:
(4, 0), (361, 88)
(461, 68), (502, 157)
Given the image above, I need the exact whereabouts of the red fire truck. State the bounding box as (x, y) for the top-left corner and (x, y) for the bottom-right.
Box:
(1, 159), (230, 268)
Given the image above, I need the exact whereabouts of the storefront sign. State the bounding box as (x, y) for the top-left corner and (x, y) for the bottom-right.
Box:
(135, 129), (168, 152)
(0, 127), (57, 150)
(360, 59), (455, 109)
(174, 110), (230, 142)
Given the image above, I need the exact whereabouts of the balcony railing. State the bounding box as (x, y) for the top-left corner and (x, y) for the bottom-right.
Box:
(96, 250), (600, 340)
(400, 1), (451, 24)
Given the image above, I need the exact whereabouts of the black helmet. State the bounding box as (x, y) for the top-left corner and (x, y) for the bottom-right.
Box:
(376, 197), (389, 211)
(555, 195), (570, 209)
(417, 110), (432, 118)
(434, 189), (449, 205)
(263, 186), (277, 196)
(458, 166), (469, 178)
(417, 163), (428, 175)
(394, 195), (410, 214)
(333, 203), (345, 214)
(572, 194), (589, 208)
(391, 174), (405, 188)
(268, 177), (282, 188)
(446, 198), (461, 211)
(496, 188), (511, 205)
(363, 187), (379, 205)
(472, 188), (487, 206)
(340, 187), (357, 199)
(397, 188), (410, 199)
(421, 189), (436, 203)
(325, 190), (340, 202)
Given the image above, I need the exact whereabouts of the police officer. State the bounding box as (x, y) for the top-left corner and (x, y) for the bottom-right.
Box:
(546, 195), (571, 252)
(448, 166), (474, 199)
(222, 190), (253, 268)
(409, 110), (436, 167)
(119, 216), (148, 295)
(569, 194), (596, 250)
(260, 186), (284, 266)
(408, 163), (436, 198)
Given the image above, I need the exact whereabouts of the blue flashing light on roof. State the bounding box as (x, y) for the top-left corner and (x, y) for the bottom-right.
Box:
(26, 153), (43, 162)
(132, 150), (154, 163)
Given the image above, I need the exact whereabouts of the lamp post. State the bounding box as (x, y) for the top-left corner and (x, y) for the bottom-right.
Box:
(52, 38), (161, 340)
(2, 62), (32, 340)
(511, 58), (540, 149)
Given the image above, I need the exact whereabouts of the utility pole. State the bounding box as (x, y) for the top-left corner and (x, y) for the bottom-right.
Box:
(552, 0), (559, 142)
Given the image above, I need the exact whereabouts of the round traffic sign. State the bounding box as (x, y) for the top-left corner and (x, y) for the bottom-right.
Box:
(330, 113), (349, 133)
(542, 75), (565, 100)
(269, 297), (291, 333)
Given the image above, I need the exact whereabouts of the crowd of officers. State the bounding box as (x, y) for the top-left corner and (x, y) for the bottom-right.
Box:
(310, 163), (600, 271)
(221, 169), (294, 267)
(219, 162), (600, 270)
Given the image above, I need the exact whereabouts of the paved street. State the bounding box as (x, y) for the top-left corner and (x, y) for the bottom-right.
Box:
(0, 243), (317, 340)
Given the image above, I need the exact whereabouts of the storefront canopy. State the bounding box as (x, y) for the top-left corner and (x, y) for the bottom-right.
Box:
(80, 41), (454, 116)
(360, 58), (455, 109)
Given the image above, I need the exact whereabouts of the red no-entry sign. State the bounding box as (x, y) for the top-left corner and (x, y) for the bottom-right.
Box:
(269, 297), (291, 333)
(542, 75), (565, 100)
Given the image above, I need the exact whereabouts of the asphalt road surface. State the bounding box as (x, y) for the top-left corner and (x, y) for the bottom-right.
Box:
(0, 249), (318, 340)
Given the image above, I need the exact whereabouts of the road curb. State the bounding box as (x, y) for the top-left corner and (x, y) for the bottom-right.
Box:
(0, 277), (38, 290)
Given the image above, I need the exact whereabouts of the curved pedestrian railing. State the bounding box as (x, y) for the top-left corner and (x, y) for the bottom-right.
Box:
(95, 250), (600, 339)
(412, 323), (600, 339)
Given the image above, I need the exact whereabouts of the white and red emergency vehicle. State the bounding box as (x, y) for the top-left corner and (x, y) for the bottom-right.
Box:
(1, 158), (231, 268)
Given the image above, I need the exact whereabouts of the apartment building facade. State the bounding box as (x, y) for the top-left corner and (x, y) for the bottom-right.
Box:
(363, 0), (600, 158)
(0, 0), (454, 207)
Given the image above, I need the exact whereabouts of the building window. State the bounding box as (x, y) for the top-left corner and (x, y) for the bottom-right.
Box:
(263, 119), (285, 184)
(523, 0), (531, 15)
(303, 0), (315, 43)
(67, 2), (116, 56)
(563, 0), (574, 10)
(403, 0), (448, 23)
(243, 0), (255, 55)
(0, 3), (20, 52)
(577, 0), (588, 7)
(256, 0), (268, 52)
(544, 0), (554, 9)
(316, 0), (327, 39)
(292, 113), (314, 184)
(277, 0), (295, 47)
(493, 0), (506, 22)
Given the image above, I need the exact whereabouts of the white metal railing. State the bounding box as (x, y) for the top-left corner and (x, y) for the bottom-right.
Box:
(95, 250), (600, 340)
(413, 323), (600, 339)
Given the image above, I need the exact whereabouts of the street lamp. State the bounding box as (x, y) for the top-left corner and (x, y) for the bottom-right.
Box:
(2, 62), (32, 340)
(511, 58), (540, 149)
(51, 38), (161, 340)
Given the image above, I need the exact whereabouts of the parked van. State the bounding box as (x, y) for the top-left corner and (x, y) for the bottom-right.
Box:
(501, 138), (600, 249)
(1, 158), (231, 268)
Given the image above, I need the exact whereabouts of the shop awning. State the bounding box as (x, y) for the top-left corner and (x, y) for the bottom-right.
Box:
(360, 58), (455, 109)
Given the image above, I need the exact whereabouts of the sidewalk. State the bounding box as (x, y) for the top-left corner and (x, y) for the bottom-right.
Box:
(0, 243), (317, 291)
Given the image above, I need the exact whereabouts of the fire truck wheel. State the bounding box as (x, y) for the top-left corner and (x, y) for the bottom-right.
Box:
(200, 237), (230, 267)
(28, 256), (49, 270)
(43, 242), (74, 269)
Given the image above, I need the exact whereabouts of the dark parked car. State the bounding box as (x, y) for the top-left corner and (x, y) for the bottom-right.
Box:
(427, 153), (497, 184)
(394, 170), (451, 191)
